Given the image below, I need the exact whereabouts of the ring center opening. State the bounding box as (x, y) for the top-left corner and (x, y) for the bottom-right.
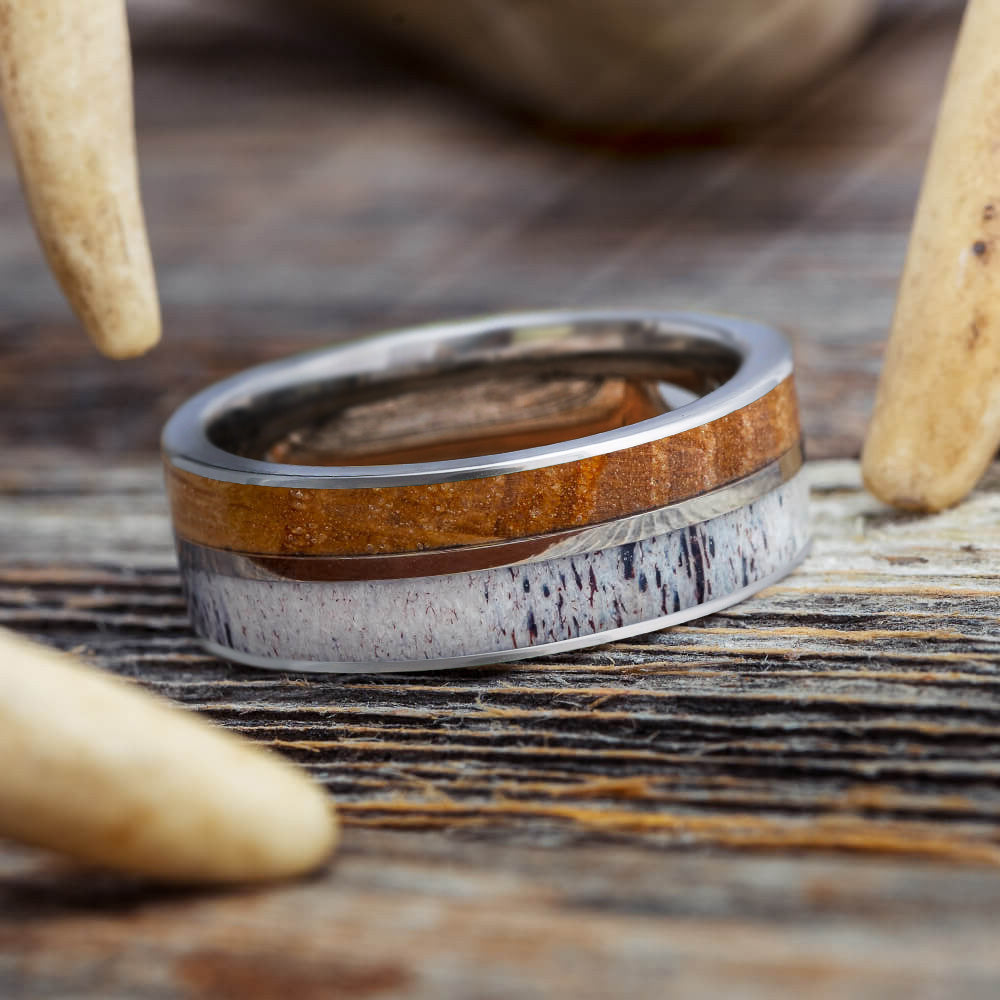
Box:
(205, 320), (740, 466)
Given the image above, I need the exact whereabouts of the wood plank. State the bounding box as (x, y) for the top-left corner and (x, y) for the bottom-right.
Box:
(3, 828), (1000, 1000)
(4, 453), (1000, 865)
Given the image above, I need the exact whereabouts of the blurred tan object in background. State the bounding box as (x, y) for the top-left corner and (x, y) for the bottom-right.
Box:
(0, 0), (160, 359)
(320, 0), (877, 133)
(0, 1), (875, 361)
(863, 0), (1000, 511)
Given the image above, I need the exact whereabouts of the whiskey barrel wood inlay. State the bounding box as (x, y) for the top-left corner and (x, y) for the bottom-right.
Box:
(166, 377), (800, 557)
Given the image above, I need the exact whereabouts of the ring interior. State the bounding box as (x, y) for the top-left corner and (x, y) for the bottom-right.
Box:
(206, 318), (741, 467)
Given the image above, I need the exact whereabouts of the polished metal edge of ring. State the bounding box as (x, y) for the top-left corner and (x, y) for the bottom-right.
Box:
(162, 309), (793, 489)
(197, 542), (811, 675)
(177, 444), (803, 582)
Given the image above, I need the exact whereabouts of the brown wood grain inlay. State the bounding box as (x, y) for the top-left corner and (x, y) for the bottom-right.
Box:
(165, 377), (800, 557)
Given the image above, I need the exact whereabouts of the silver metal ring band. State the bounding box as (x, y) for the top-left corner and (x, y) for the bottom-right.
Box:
(162, 308), (793, 489)
(163, 309), (808, 672)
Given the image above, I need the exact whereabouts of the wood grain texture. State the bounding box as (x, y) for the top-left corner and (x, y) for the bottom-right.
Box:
(3, 450), (1000, 859)
(3, 828), (1000, 1000)
(166, 379), (799, 557)
(1, 0), (994, 996)
(3, 452), (1000, 996)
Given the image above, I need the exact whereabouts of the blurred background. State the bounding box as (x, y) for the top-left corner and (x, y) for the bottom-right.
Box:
(0, 0), (964, 461)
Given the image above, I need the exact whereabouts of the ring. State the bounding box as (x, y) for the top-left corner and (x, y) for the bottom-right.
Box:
(162, 309), (809, 672)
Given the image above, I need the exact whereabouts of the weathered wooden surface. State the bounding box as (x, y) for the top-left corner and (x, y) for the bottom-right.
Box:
(3, 831), (1000, 1000)
(4, 0), (1000, 996)
(5, 454), (1000, 996)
